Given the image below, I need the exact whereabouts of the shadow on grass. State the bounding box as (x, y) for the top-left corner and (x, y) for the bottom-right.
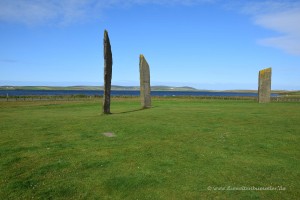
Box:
(113, 108), (144, 114)
(112, 106), (157, 115)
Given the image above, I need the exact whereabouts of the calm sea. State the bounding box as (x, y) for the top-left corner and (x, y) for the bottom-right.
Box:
(0, 90), (279, 97)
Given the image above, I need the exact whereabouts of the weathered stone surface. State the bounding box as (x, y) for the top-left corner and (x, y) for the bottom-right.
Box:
(103, 30), (113, 114)
(258, 67), (272, 103)
(139, 54), (151, 108)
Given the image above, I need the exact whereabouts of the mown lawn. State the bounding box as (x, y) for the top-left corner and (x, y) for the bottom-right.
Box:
(0, 98), (299, 199)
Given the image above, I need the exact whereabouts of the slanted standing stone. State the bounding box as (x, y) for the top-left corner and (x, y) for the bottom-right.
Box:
(103, 30), (113, 114)
(139, 54), (151, 108)
(258, 67), (272, 103)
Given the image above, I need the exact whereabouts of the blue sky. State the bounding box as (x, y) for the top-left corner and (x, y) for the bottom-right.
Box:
(0, 0), (299, 90)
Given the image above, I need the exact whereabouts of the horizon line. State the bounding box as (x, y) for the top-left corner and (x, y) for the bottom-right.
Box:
(0, 85), (299, 92)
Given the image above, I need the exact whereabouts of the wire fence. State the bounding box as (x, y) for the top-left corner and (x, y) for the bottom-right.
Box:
(1, 95), (300, 102)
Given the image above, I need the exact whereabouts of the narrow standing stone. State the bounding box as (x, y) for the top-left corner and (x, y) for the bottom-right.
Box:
(103, 30), (113, 114)
(139, 54), (151, 108)
(258, 67), (272, 103)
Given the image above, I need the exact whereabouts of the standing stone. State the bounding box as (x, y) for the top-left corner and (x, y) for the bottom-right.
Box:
(258, 67), (272, 103)
(139, 54), (151, 108)
(103, 30), (113, 114)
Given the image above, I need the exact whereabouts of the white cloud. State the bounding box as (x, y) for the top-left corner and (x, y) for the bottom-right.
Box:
(0, 0), (215, 25)
(258, 35), (300, 55)
(0, 0), (102, 25)
(0, 1), (58, 25)
(241, 1), (300, 56)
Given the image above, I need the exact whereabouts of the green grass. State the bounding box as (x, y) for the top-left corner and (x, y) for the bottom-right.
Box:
(0, 98), (299, 199)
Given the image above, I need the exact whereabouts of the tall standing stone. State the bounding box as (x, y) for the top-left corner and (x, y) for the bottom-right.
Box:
(103, 30), (113, 114)
(139, 54), (151, 108)
(258, 67), (272, 103)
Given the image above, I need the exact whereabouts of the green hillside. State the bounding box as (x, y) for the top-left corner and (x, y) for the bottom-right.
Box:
(0, 85), (198, 91)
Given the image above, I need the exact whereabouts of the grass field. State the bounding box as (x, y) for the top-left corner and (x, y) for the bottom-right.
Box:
(0, 98), (299, 199)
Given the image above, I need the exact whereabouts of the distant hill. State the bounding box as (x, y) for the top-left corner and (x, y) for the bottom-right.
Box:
(0, 85), (198, 91)
(277, 90), (300, 97)
(0, 86), (101, 91)
(1, 86), (297, 94)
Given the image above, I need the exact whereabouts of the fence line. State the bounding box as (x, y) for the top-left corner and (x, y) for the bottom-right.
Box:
(1, 95), (300, 102)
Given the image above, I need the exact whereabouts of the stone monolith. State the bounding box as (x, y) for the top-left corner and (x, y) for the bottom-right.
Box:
(103, 30), (113, 114)
(139, 54), (151, 108)
(258, 67), (272, 103)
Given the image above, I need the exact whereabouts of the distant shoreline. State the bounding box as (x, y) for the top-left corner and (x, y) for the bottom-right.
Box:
(1, 85), (295, 94)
